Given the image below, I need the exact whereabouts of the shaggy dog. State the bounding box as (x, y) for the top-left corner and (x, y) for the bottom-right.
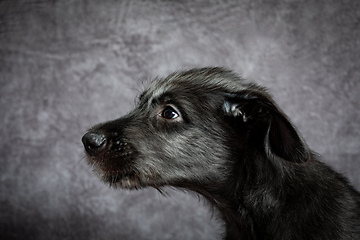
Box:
(82, 67), (360, 239)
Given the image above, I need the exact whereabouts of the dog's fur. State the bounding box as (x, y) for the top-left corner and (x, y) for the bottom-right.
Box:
(82, 67), (360, 239)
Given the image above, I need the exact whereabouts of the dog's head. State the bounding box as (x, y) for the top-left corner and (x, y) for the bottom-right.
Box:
(82, 67), (310, 190)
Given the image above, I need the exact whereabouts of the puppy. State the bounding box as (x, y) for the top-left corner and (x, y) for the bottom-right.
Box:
(82, 67), (360, 239)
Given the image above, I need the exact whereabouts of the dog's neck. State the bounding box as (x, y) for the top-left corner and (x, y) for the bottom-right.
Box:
(189, 183), (259, 239)
(192, 154), (285, 239)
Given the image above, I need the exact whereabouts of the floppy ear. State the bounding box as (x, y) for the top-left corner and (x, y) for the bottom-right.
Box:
(223, 91), (309, 163)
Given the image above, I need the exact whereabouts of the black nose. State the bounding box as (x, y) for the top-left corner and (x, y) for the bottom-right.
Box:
(82, 132), (106, 156)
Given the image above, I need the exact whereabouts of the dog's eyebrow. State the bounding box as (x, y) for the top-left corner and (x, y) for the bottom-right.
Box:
(150, 93), (175, 107)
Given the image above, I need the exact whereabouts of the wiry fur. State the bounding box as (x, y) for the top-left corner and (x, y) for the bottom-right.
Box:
(82, 67), (360, 239)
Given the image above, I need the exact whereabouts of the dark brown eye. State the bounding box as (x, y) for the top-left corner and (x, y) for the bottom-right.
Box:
(161, 106), (179, 119)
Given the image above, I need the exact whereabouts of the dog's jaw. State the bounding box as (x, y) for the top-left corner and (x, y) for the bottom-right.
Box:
(87, 162), (142, 189)
(86, 155), (167, 190)
(103, 173), (142, 190)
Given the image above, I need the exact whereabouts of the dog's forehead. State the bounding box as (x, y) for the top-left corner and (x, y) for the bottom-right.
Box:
(141, 67), (249, 104)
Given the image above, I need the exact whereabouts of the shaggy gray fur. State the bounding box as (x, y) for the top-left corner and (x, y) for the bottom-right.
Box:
(83, 68), (360, 239)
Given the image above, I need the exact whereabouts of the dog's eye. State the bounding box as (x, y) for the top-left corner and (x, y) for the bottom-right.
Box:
(161, 106), (179, 120)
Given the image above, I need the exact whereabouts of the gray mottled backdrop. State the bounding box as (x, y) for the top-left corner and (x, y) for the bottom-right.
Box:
(1, 1), (359, 239)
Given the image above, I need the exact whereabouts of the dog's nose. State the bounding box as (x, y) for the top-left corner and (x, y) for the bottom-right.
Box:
(82, 132), (106, 156)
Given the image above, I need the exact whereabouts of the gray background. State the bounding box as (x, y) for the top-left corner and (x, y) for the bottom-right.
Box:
(1, 1), (359, 239)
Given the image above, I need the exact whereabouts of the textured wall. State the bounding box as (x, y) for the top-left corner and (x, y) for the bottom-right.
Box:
(1, 1), (359, 239)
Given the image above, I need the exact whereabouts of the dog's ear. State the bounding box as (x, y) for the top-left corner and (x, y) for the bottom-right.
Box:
(223, 91), (309, 163)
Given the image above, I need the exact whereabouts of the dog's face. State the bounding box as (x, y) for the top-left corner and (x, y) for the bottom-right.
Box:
(82, 68), (309, 191)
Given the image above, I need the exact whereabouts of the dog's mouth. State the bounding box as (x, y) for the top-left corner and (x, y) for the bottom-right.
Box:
(82, 133), (165, 190)
(82, 134), (145, 189)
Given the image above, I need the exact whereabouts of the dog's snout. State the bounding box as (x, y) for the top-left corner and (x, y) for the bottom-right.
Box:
(82, 132), (106, 156)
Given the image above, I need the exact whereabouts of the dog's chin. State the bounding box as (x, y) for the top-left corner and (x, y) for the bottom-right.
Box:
(102, 174), (143, 190)
(92, 165), (164, 190)
(92, 168), (142, 190)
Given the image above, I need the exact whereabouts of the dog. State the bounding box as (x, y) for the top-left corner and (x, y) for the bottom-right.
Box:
(82, 67), (360, 239)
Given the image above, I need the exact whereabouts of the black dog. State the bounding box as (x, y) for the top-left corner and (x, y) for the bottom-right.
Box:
(82, 67), (360, 239)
